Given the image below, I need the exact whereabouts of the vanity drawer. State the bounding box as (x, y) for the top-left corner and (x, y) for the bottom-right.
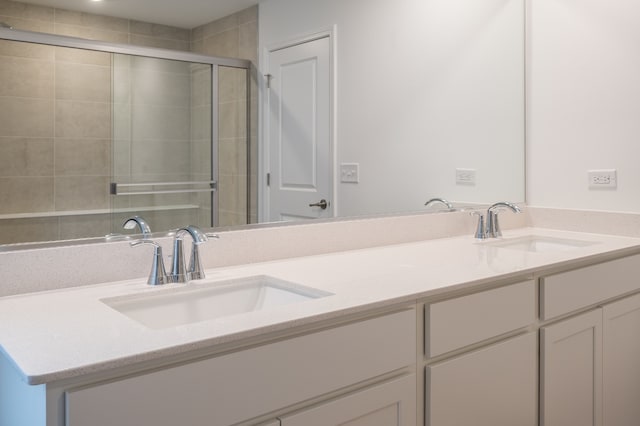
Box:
(425, 280), (535, 358)
(541, 254), (640, 320)
(65, 308), (416, 426)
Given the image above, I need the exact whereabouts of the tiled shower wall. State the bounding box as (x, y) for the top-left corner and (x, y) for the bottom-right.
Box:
(191, 6), (259, 226)
(0, 0), (192, 243)
(0, 0), (257, 243)
(0, 0), (191, 48)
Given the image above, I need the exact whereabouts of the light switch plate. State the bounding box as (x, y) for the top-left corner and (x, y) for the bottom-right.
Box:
(341, 163), (359, 183)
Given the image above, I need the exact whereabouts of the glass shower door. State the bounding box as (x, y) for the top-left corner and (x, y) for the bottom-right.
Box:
(110, 54), (214, 232)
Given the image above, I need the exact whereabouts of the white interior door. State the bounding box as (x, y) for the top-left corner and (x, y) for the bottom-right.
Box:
(266, 36), (332, 222)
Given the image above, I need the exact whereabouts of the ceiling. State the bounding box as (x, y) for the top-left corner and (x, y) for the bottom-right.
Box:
(24, 0), (260, 29)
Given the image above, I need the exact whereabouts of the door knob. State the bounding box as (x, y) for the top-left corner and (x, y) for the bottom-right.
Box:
(309, 199), (328, 210)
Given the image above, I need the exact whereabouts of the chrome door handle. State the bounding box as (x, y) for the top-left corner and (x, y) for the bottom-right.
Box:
(309, 199), (328, 210)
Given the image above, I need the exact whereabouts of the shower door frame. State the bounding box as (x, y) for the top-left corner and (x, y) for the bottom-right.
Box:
(0, 27), (252, 228)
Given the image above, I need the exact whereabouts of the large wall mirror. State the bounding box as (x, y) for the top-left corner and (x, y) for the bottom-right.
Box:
(0, 0), (524, 246)
(259, 0), (525, 222)
(0, 34), (251, 245)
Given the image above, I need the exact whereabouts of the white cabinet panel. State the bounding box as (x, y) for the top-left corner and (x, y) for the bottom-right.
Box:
(541, 254), (640, 320)
(426, 280), (535, 357)
(65, 309), (416, 426)
(279, 374), (415, 426)
(603, 293), (640, 426)
(541, 309), (602, 426)
(427, 332), (537, 426)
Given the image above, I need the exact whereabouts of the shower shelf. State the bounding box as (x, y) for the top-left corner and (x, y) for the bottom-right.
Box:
(0, 204), (200, 221)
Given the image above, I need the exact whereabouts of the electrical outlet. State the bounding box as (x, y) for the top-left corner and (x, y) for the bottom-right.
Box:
(340, 163), (359, 183)
(456, 168), (476, 186)
(588, 169), (617, 189)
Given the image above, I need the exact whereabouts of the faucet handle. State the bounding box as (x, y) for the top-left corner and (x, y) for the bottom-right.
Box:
(130, 240), (168, 285)
(470, 211), (487, 240)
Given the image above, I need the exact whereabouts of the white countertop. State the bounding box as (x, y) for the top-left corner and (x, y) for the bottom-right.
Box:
(2, 227), (640, 385)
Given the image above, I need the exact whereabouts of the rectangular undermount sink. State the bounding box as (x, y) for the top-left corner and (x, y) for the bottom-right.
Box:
(101, 275), (332, 329)
(487, 236), (597, 253)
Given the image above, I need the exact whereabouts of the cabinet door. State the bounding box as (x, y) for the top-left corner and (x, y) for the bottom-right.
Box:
(541, 309), (602, 426)
(65, 310), (415, 426)
(279, 374), (415, 426)
(603, 293), (640, 426)
(426, 332), (537, 426)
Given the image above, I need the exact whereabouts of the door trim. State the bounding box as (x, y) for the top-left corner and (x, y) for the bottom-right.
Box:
(259, 26), (337, 222)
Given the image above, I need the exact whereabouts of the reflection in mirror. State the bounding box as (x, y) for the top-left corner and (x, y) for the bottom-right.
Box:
(0, 35), (252, 245)
(260, 0), (525, 219)
(217, 66), (256, 227)
(0, 0), (525, 247)
(110, 55), (216, 233)
(111, 58), (254, 231)
(0, 42), (117, 244)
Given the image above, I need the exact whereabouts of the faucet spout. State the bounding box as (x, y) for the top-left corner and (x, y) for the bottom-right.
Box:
(487, 202), (521, 238)
(173, 226), (217, 281)
(488, 201), (521, 214)
(122, 216), (152, 238)
(425, 198), (453, 210)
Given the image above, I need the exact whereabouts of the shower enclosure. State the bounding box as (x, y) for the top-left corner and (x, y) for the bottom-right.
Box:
(0, 27), (252, 244)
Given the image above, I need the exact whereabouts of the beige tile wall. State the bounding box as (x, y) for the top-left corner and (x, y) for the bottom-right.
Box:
(0, 0), (193, 244)
(0, 0), (191, 48)
(191, 6), (258, 227)
(0, 0), (258, 243)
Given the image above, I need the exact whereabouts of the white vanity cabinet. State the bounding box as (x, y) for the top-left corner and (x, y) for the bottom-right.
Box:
(541, 309), (603, 426)
(603, 292), (640, 426)
(425, 280), (535, 358)
(278, 373), (416, 426)
(424, 280), (538, 426)
(427, 332), (537, 426)
(540, 254), (640, 320)
(8, 239), (640, 426)
(540, 254), (640, 426)
(64, 308), (416, 426)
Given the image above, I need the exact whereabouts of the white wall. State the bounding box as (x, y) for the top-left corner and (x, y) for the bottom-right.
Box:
(259, 0), (525, 218)
(527, 0), (640, 212)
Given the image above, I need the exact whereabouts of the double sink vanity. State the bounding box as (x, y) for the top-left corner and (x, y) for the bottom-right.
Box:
(2, 217), (640, 426)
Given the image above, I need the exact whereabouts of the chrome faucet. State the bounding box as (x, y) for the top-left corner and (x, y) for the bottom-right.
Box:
(472, 202), (521, 239)
(130, 225), (217, 286)
(425, 198), (453, 210)
(130, 240), (169, 285)
(122, 216), (152, 238)
(171, 226), (217, 282)
(487, 202), (521, 238)
(470, 211), (487, 239)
